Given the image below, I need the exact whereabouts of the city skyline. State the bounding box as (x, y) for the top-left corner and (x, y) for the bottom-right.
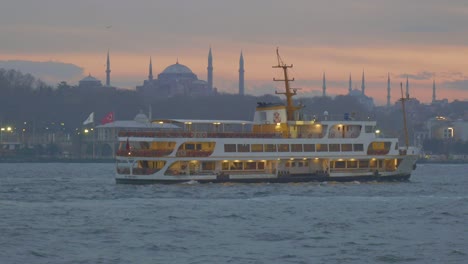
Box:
(1, 0), (468, 105)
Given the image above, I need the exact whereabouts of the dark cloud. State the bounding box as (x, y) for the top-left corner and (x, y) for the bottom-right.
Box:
(437, 71), (468, 80)
(444, 80), (468, 91)
(397, 71), (434, 80)
(0, 60), (83, 84)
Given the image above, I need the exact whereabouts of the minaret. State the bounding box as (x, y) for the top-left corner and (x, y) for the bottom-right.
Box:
(406, 75), (409, 98)
(361, 70), (365, 95)
(207, 47), (213, 90)
(322, 72), (326, 97)
(348, 73), (352, 93)
(106, 50), (111, 86)
(432, 79), (436, 103)
(239, 51), (244, 95)
(387, 73), (391, 107)
(148, 57), (153, 81)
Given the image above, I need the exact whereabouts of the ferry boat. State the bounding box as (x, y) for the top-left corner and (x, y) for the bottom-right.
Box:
(115, 50), (418, 184)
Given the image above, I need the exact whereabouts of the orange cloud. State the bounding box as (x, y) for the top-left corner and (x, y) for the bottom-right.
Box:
(1, 43), (467, 104)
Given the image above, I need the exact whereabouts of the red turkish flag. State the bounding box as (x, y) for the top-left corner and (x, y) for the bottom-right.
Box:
(101, 112), (114, 125)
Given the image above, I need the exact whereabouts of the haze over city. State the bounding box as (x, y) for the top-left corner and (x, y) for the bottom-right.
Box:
(1, 0), (468, 105)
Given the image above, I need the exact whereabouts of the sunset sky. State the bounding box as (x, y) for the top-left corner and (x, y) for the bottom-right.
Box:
(1, 0), (468, 105)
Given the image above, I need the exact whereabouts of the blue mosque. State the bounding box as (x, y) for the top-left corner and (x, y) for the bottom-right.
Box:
(321, 70), (374, 110)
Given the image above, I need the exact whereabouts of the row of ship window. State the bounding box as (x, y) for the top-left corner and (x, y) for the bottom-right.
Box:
(224, 143), (364, 153)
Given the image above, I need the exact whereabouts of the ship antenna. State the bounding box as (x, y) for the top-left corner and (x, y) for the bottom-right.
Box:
(399, 82), (409, 150)
(273, 48), (301, 121)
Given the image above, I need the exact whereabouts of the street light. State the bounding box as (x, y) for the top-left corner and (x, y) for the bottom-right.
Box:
(83, 128), (95, 158)
(1, 126), (13, 144)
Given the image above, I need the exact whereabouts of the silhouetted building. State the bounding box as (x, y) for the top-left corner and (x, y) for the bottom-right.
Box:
(137, 49), (218, 99)
(431, 80), (449, 106)
(322, 72), (326, 97)
(387, 73), (391, 107)
(208, 48), (213, 90)
(78, 74), (102, 89)
(239, 51), (244, 95)
(106, 50), (111, 86)
(348, 72), (374, 110)
(406, 75), (410, 98)
(78, 52), (115, 90)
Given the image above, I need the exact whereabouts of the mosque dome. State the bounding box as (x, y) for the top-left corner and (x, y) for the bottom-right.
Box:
(158, 61), (198, 81)
(161, 62), (194, 74)
(134, 112), (149, 123)
(80, 74), (100, 82)
(78, 74), (102, 88)
(349, 89), (363, 96)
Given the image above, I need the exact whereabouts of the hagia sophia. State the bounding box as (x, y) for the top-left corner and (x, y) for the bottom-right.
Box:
(78, 48), (246, 98)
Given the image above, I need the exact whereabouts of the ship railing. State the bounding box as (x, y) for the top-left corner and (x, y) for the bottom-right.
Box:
(164, 170), (216, 176)
(326, 132), (360, 139)
(176, 150), (213, 157)
(367, 150), (390, 155)
(329, 168), (374, 173)
(295, 133), (324, 138)
(116, 168), (130, 174)
(116, 149), (173, 157)
(132, 168), (160, 175)
(119, 131), (280, 138)
(220, 169), (268, 174)
(302, 113), (374, 122)
(329, 167), (396, 173)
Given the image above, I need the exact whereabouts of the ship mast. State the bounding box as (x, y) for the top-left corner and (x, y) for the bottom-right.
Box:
(399, 82), (409, 150)
(273, 48), (301, 121)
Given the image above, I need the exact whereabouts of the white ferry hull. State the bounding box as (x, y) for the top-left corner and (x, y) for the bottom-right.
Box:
(115, 172), (412, 184)
(115, 155), (417, 184)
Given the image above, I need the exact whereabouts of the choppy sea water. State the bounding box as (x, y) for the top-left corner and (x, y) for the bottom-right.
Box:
(0, 163), (467, 264)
